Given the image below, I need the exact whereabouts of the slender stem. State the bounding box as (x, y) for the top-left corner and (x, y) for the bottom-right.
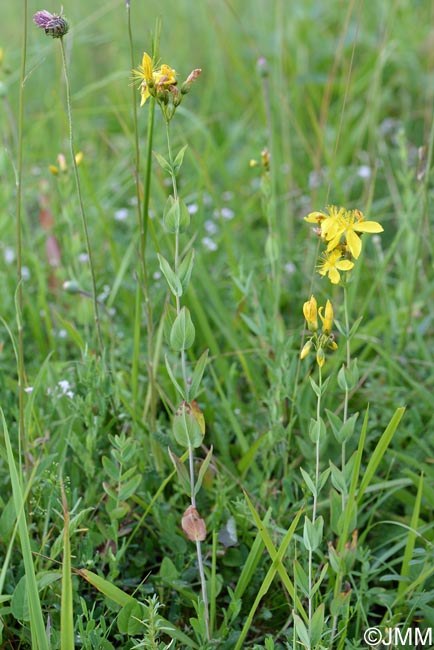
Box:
(127, 8), (160, 470)
(341, 283), (351, 510)
(330, 286), (352, 647)
(16, 0), (28, 476)
(308, 365), (322, 645)
(313, 367), (322, 522)
(165, 120), (188, 391)
(165, 118), (210, 641)
(59, 38), (104, 357)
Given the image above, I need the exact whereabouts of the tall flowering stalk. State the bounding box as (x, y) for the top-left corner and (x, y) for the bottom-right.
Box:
(298, 295), (337, 648)
(301, 204), (383, 648)
(132, 52), (211, 641)
(304, 205), (383, 484)
(34, 9), (104, 357)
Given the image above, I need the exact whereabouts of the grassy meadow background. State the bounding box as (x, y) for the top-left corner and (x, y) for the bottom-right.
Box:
(1, 0), (433, 648)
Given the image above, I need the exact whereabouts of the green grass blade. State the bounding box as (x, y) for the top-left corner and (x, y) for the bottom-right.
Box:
(244, 492), (306, 619)
(397, 472), (424, 600)
(60, 481), (74, 650)
(234, 495), (304, 649)
(2, 409), (50, 650)
(357, 406), (406, 504)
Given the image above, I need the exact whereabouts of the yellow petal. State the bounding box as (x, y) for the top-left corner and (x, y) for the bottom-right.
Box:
(346, 231), (362, 259)
(326, 232), (343, 251)
(335, 260), (354, 271)
(140, 85), (150, 106)
(141, 52), (153, 80)
(328, 268), (341, 284)
(304, 211), (326, 223)
(353, 220), (384, 233)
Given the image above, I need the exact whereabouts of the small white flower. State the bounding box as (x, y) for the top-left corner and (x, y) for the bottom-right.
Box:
(114, 208), (128, 222)
(58, 380), (74, 399)
(187, 203), (199, 215)
(284, 262), (296, 275)
(202, 237), (218, 252)
(221, 207), (235, 220)
(153, 271), (162, 280)
(204, 220), (218, 235)
(78, 253), (89, 264)
(222, 190), (234, 201)
(58, 329), (67, 339)
(357, 165), (371, 179)
(24, 386), (34, 394)
(4, 247), (15, 264)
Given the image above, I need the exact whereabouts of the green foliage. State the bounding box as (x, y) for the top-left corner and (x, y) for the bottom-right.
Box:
(0, 0), (433, 647)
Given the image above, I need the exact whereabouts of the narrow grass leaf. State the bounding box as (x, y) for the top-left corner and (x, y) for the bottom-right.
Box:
(60, 482), (74, 650)
(357, 406), (406, 504)
(243, 492), (307, 620)
(397, 472), (423, 600)
(2, 410), (50, 650)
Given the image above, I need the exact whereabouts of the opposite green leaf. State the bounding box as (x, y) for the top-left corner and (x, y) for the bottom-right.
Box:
(158, 253), (183, 296)
(170, 307), (195, 351)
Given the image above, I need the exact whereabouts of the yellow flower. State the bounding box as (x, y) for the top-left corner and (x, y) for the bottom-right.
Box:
(319, 299), (333, 335)
(317, 249), (354, 284)
(323, 208), (383, 259)
(303, 295), (318, 332)
(132, 53), (177, 106)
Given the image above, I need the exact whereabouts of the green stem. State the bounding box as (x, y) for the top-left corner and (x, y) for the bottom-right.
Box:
(16, 0), (28, 476)
(127, 10), (161, 469)
(330, 285), (352, 647)
(308, 365), (322, 645)
(59, 38), (104, 357)
(165, 117), (210, 641)
(341, 283), (351, 509)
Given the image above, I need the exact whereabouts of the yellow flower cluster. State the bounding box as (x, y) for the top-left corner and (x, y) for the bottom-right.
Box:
(48, 151), (83, 176)
(301, 295), (337, 367)
(132, 52), (201, 111)
(304, 206), (383, 284)
(132, 52), (177, 106)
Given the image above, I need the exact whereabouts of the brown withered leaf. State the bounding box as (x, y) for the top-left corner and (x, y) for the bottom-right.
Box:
(181, 505), (206, 542)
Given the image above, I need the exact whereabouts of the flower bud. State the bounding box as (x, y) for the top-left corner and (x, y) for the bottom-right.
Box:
(63, 280), (81, 294)
(257, 56), (269, 78)
(57, 153), (67, 172)
(261, 148), (270, 171)
(300, 340), (312, 360)
(181, 68), (202, 94)
(316, 347), (325, 368)
(303, 295), (318, 332)
(319, 299), (333, 335)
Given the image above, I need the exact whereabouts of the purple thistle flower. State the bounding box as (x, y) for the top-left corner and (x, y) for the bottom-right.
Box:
(33, 9), (69, 38)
